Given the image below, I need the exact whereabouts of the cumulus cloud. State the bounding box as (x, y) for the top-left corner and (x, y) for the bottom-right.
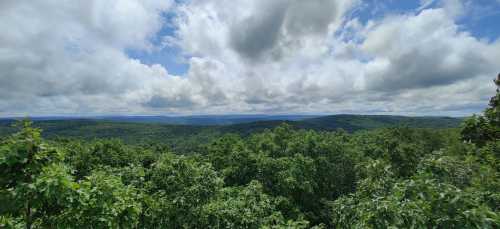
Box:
(175, 0), (358, 62)
(228, 0), (357, 61)
(361, 8), (498, 91)
(168, 0), (497, 115)
(0, 0), (181, 115)
(0, 0), (497, 116)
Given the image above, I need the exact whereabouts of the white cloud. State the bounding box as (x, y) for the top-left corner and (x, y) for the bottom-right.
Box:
(361, 8), (498, 91)
(0, 0), (183, 115)
(167, 0), (497, 115)
(0, 0), (497, 116)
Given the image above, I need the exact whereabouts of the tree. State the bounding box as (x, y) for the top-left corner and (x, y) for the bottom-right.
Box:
(461, 74), (500, 146)
(330, 159), (499, 228)
(200, 181), (309, 228)
(60, 171), (143, 228)
(142, 153), (223, 228)
(0, 121), (63, 228)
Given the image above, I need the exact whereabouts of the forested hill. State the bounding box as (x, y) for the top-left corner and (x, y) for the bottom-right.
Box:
(225, 115), (463, 134)
(0, 115), (463, 152)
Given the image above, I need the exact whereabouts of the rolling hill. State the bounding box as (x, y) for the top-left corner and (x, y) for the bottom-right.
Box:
(0, 115), (319, 125)
(0, 115), (464, 152)
(222, 115), (463, 134)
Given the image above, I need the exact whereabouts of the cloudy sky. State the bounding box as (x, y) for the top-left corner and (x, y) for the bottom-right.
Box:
(1, 0), (499, 117)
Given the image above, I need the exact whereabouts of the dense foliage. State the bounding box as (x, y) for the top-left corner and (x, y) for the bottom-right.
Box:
(0, 115), (463, 154)
(0, 77), (498, 228)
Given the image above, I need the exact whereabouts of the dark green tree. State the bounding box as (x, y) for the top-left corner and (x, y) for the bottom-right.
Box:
(0, 121), (64, 228)
(461, 74), (500, 146)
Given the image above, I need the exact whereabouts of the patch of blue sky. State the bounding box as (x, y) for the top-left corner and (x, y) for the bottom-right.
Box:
(352, 0), (499, 40)
(126, 11), (190, 76)
(352, 0), (422, 24)
(457, 0), (500, 41)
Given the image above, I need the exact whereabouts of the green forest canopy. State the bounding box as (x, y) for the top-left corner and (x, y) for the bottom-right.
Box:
(0, 115), (463, 154)
(0, 76), (498, 228)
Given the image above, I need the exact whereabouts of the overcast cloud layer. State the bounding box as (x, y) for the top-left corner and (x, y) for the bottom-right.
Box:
(0, 0), (499, 116)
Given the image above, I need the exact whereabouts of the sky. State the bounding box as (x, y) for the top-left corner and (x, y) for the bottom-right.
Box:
(0, 0), (499, 117)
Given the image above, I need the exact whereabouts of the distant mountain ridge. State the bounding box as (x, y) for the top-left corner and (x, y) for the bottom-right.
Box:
(0, 114), (320, 126)
(0, 114), (464, 137)
(96, 114), (321, 125)
(0, 114), (465, 131)
(221, 115), (464, 134)
(300, 114), (463, 131)
(0, 114), (464, 152)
